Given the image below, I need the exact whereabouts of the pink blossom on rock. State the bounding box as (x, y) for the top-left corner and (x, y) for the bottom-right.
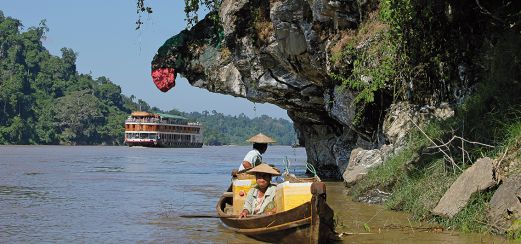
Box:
(152, 68), (176, 92)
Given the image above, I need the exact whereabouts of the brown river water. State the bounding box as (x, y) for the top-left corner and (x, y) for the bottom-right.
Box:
(0, 145), (512, 243)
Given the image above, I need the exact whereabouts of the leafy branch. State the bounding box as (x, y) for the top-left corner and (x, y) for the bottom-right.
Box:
(136, 0), (221, 29)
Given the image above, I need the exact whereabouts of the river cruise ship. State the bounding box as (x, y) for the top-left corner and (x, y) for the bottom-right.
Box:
(124, 111), (203, 148)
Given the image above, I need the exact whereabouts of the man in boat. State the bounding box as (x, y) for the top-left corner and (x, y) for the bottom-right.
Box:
(238, 133), (276, 171)
(239, 163), (281, 218)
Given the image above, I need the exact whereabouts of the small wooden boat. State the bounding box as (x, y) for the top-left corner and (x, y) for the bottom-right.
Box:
(216, 182), (337, 243)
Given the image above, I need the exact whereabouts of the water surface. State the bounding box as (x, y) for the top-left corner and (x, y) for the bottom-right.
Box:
(0, 146), (509, 243)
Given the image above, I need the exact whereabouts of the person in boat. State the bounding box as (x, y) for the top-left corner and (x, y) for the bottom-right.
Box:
(239, 163), (281, 218)
(238, 133), (276, 171)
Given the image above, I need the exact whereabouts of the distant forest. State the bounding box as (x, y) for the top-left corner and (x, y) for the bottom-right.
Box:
(163, 109), (296, 146)
(0, 12), (296, 146)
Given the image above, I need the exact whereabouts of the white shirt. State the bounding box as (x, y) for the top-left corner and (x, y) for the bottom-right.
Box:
(239, 149), (262, 171)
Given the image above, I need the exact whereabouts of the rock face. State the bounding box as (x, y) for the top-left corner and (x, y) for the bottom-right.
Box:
(149, 0), (470, 179)
(342, 101), (455, 185)
(151, 0), (376, 178)
(488, 174), (521, 234)
(432, 157), (497, 218)
(343, 146), (392, 186)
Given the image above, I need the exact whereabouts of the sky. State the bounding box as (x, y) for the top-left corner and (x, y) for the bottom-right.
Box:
(1, 1), (290, 120)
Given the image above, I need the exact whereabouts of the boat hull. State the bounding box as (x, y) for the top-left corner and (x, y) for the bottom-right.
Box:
(216, 182), (336, 243)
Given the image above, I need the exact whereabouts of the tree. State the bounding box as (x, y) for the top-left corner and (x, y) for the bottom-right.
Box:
(33, 97), (59, 144)
(98, 108), (127, 145)
(54, 90), (104, 144)
(177, 110), (295, 145)
(94, 77), (124, 109)
(0, 14), (150, 145)
(60, 47), (77, 79)
(1, 116), (24, 144)
(136, 99), (150, 111)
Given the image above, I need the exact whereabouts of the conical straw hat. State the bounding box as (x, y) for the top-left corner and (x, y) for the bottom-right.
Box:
(247, 163), (281, 176)
(246, 133), (276, 143)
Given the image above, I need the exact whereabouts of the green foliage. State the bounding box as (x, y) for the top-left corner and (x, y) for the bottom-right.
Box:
(348, 5), (521, 233)
(385, 159), (456, 220)
(136, 0), (221, 29)
(33, 97), (59, 144)
(363, 223), (371, 232)
(331, 31), (397, 104)
(0, 12), (293, 146)
(183, 0), (221, 28)
(379, 0), (413, 44)
(433, 191), (493, 233)
(54, 90), (104, 144)
(1, 116), (26, 144)
(330, 0), (521, 236)
(507, 219), (521, 240)
(457, 30), (521, 149)
(0, 14), (135, 145)
(352, 120), (493, 232)
(98, 108), (127, 145)
(351, 122), (443, 197)
(352, 77), (521, 233)
(164, 110), (296, 146)
(328, 15), (398, 126)
(375, 0), (475, 104)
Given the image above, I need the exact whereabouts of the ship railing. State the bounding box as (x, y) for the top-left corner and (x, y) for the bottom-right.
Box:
(125, 118), (161, 123)
(125, 118), (195, 126)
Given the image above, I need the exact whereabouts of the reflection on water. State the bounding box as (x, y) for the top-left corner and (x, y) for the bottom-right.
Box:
(0, 145), (511, 243)
(91, 166), (125, 173)
(0, 185), (49, 199)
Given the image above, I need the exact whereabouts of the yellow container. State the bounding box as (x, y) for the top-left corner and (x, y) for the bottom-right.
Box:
(275, 182), (312, 212)
(236, 172), (256, 180)
(232, 179), (256, 215)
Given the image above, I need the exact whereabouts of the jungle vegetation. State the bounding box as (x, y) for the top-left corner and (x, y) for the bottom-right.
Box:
(0, 12), (295, 146)
(163, 109), (296, 146)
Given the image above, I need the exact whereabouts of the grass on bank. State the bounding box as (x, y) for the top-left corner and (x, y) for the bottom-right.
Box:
(349, 58), (521, 232)
(350, 106), (521, 234)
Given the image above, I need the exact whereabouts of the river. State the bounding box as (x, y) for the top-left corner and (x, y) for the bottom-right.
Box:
(0, 146), (509, 243)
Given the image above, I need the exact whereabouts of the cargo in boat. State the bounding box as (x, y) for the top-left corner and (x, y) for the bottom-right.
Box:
(217, 177), (338, 243)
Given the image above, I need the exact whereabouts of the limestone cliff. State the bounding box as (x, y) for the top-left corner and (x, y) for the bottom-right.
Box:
(151, 0), (521, 180)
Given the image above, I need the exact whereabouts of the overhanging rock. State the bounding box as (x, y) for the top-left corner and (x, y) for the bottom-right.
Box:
(150, 0), (372, 179)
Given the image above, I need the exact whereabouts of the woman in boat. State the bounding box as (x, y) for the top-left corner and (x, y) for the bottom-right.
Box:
(238, 133), (276, 171)
(239, 163), (281, 218)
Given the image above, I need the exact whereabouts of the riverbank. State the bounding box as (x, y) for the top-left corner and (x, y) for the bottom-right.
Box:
(343, 96), (521, 240)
